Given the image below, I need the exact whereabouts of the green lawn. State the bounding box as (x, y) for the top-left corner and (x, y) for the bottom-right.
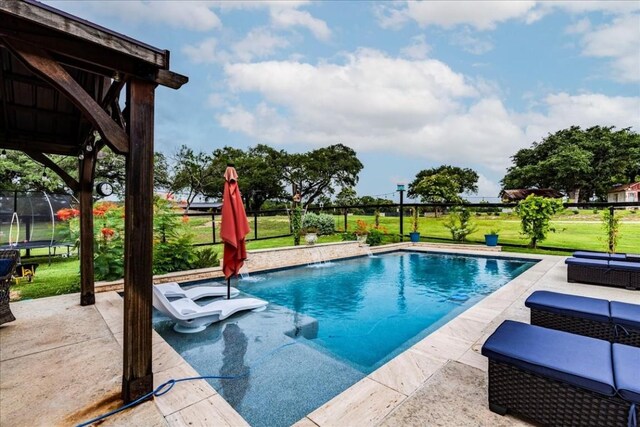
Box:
(9, 209), (639, 301)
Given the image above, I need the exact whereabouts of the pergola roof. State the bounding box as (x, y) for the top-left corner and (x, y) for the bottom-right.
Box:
(0, 0), (186, 158)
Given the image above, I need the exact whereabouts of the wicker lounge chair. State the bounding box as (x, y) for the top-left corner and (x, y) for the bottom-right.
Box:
(0, 249), (19, 325)
(525, 291), (640, 347)
(565, 257), (640, 290)
(482, 320), (639, 427)
(574, 251), (640, 262)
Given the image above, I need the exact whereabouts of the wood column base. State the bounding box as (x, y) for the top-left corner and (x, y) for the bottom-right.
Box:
(122, 373), (154, 403)
(80, 293), (95, 306)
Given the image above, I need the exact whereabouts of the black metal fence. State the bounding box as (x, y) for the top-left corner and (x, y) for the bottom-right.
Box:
(177, 201), (640, 251)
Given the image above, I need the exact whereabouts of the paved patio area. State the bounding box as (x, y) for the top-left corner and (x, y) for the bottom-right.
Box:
(1, 245), (638, 426)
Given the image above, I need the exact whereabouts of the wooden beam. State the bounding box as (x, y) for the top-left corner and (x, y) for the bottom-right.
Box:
(78, 152), (96, 306)
(155, 69), (188, 90)
(122, 78), (155, 403)
(4, 39), (130, 154)
(25, 151), (79, 192)
(0, 1), (167, 68)
(1, 136), (79, 155)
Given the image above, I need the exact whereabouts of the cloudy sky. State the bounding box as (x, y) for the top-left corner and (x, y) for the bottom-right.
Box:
(47, 1), (640, 201)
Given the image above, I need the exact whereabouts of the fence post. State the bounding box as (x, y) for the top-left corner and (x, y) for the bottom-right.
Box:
(254, 210), (258, 240)
(211, 213), (216, 244)
(399, 190), (404, 242)
(344, 208), (348, 231)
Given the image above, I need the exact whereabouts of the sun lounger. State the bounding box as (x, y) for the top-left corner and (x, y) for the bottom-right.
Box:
(565, 257), (640, 290)
(152, 285), (267, 333)
(525, 290), (640, 347)
(573, 251), (640, 262)
(482, 320), (639, 426)
(155, 282), (239, 300)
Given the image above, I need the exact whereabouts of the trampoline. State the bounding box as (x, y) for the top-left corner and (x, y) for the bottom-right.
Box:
(0, 190), (77, 263)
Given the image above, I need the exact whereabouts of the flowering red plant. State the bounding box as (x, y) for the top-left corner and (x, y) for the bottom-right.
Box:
(56, 208), (80, 221)
(100, 227), (115, 239)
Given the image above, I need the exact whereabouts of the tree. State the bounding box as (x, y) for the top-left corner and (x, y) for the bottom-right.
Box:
(502, 126), (640, 201)
(203, 145), (287, 212)
(334, 187), (358, 206)
(443, 207), (478, 242)
(515, 195), (564, 248)
(170, 145), (217, 209)
(408, 166), (479, 217)
(281, 144), (363, 208)
(0, 150), (76, 194)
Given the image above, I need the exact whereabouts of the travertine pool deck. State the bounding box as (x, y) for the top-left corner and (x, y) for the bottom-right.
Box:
(1, 244), (639, 426)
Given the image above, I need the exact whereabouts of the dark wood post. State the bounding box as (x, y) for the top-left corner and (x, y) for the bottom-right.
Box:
(122, 78), (155, 403)
(254, 210), (258, 240)
(79, 152), (96, 306)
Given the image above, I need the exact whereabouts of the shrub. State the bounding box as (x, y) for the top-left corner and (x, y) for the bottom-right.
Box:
(292, 206), (302, 246)
(366, 229), (384, 246)
(515, 195), (564, 248)
(411, 207), (419, 233)
(601, 209), (620, 253)
(341, 231), (356, 241)
(191, 248), (219, 269)
(153, 198), (197, 275)
(572, 210), (579, 215)
(443, 207), (477, 242)
(302, 212), (335, 235)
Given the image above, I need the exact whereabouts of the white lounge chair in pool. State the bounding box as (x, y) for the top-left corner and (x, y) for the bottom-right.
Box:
(152, 286), (267, 333)
(155, 282), (239, 300)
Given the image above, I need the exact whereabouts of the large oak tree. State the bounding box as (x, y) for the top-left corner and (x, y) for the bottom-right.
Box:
(502, 126), (640, 201)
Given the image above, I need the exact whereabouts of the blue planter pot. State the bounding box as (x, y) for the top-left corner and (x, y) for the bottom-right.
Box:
(409, 232), (421, 242)
(485, 234), (499, 246)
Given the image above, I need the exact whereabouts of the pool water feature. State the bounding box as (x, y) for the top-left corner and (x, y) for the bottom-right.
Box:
(154, 251), (535, 427)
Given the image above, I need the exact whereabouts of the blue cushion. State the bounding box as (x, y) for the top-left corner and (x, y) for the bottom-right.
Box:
(0, 259), (12, 277)
(612, 344), (640, 404)
(573, 251), (627, 261)
(482, 320), (615, 396)
(610, 301), (640, 330)
(565, 257), (609, 267)
(609, 260), (640, 272)
(525, 291), (610, 323)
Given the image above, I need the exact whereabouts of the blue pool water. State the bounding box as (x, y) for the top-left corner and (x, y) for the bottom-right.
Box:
(154, 251), (535, 426)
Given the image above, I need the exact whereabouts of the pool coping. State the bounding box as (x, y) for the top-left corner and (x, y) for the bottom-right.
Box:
(94, 243), (560, 426)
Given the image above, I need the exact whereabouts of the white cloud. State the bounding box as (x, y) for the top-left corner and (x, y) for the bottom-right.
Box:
(400, 35), (431, 59)
(565, 18), (591, 34)
(182, 38), (218, 64)
(376, 1), (536, 31)
(56, 1), (221, 31)
(232, 28), (291, 62)
(216, 49), (639, 174)
(451, 29), (494, 55)
(579, 14), (640, 83)
(374, 1), (639, 31)
(183, 28), (290, 64)
(521, 93), (640, 142)
(270, 7), (331, 41)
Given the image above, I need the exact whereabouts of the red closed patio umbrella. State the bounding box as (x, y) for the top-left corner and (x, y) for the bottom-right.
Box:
(220, 164), (250, 299)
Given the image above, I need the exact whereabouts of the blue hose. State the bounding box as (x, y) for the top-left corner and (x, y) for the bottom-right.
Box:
(76, 342), (297, 427)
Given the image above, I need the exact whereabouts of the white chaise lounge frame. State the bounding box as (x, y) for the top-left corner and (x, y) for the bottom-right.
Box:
(152, 286), (267, 333)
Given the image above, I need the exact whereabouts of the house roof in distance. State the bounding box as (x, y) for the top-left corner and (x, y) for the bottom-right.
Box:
(608, 182), (640, 193)
(499, 188), (564, 201)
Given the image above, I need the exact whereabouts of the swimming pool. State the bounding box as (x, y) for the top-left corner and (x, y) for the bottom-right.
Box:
(154, 251), (535, 426)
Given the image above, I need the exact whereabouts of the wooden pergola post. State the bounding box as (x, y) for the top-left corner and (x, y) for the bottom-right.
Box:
(79, 152), (96, 306)
(122, 78), (155, 402)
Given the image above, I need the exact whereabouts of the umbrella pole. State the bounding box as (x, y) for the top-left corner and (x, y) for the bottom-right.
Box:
(227, 277), (231, 300)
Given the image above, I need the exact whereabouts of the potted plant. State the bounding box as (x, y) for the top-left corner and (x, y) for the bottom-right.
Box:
(484, 228), (500, 247)
(302, 226), (318, 245)
(409, 207), (420, 242)
(354, 220), (369, 246)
